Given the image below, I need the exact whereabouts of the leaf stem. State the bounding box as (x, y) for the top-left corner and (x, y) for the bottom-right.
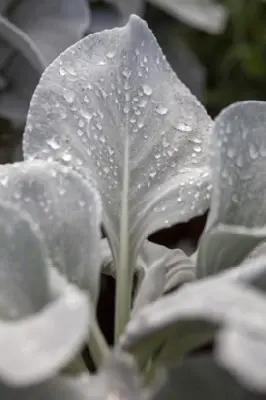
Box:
(115, 135), (131, 343)
(88, 314), (110, 367)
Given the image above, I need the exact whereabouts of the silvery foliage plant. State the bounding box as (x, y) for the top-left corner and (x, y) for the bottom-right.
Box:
(1, 13), (266, 400)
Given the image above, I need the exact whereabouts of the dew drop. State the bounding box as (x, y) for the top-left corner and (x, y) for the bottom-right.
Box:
(156, 106), (168, 115)
(154, 153), (160, 159)
(139, 99), (147, 108)
(47, 138), (60, 150)
(78, 119), (85, 128)
(123, 106), (130, 114)
(227, 148), (235, 158)
(236, 154), (243, 167)
(189, 136), (202, 144)
(64, 90), (75, 104)
(59, 67), (66, 76)
(142, 84), (152, 96)
(249, 143), (258, 160)
(103, 166), (110, 174)
(149, 171), (156, 178)
(62, 153), (72, 162)
(106, 51), (116, 59)
(177, 122), (192, 132)
(99, 136), (106, 143)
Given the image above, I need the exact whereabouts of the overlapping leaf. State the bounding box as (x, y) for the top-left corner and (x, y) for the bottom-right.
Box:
(121, 269), (266, 369)
(0, 160), (102, 303)
(0, 200), (89, 386)
(197, 101), (266, 278)
(23, 15), (212, 278)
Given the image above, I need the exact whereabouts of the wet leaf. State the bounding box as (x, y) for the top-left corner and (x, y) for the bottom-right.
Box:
(0, 200), (90, 386)
(0, 160), (102, 304)
(197, 101), (266, 277)
(23, 15), (212, 282)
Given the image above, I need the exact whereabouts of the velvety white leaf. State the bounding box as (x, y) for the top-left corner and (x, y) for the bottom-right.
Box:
(148, 0), (228, 34)
(216, 294), (266, 393)
(120, 280), (264, 366)
(197, 224), (266, 278)
(208, 101), (266, 230)
(0, 200), (90, 385)
(198, 101), (266, 278)
(0, 200), (50, 320)
(0, 160), (102, 303)
(23, 15), (212, 277)
(0, 374), (92, 399)
(154, 356), (262, 400)
(133, 241), (195, 314)
(0, 285), (89, 386)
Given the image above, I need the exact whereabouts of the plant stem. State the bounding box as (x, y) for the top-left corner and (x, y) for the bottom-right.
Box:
(115, 135), (131, 344)
(88, 314), (110, 367)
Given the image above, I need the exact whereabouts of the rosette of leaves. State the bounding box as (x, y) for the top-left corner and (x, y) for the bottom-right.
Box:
(1, 12), (264, 400)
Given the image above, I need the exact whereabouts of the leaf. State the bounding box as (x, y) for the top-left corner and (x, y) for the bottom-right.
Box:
(0, 374), (93, 399)
(154, 356), (263, 400)
(0, 0), (90, 126)
(216, 296), (266, 393)
(197, 101), (266, 278)
(0, 200), (50, 320)
(147, 0), (228, 34)
(23, 14), (212, 287)
(0, 284), (89, 386)
(132, 241), (195, 315)
(197, 224), (266, 278)
(0, 160), (102, 304)
(121, 280), (266, 367)
(0, 200), (90, 386)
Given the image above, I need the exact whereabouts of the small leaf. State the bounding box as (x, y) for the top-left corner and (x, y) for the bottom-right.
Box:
(147, 0), (228, 34)
(133, 241), (195, 314)
(0, 160), (102, 304)
(23, 14), (212, 280)
(154, 356), (262, 400)
(198, 101), (266, 277)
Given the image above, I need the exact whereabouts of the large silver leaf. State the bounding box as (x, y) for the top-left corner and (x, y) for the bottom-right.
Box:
(148, 0), (228, 34)
(197, 101), (266, 278)
(154, 356), (262, 400)
(0, 160), (102, 303)
(121, 280), (258, 366)
(23, 14), (212, 286)
(0, 201), (90, 385)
